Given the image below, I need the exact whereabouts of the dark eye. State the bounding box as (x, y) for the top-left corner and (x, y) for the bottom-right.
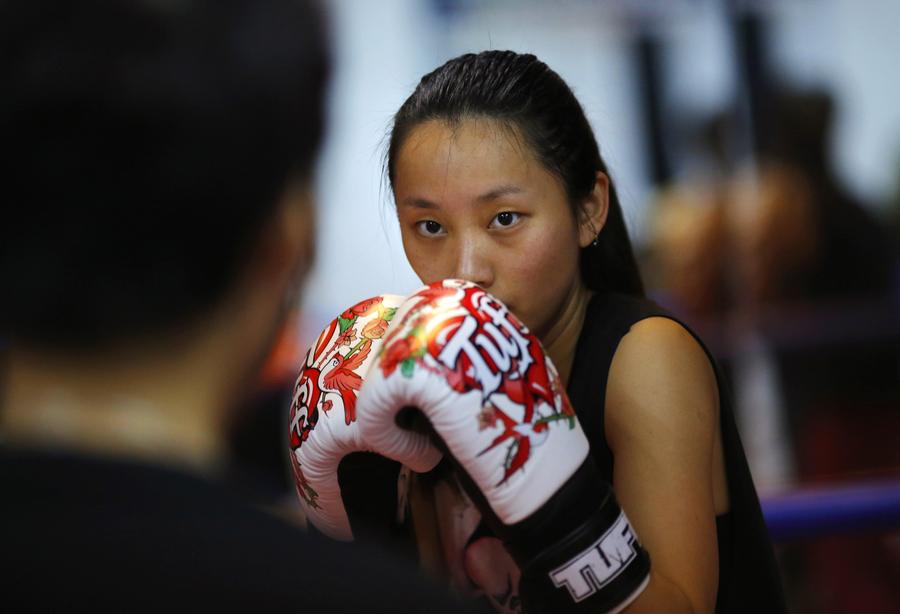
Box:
(416, 220), (445, 236)
(490, 212), (521, 228)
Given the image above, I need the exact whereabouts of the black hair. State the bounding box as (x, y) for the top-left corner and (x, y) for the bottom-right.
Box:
(0, 0), (330, 349)
(387, 50), (644, 297)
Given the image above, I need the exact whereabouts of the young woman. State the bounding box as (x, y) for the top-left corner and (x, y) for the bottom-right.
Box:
(384, 51), (786, 613)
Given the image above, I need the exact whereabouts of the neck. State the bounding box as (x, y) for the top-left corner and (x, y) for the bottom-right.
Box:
(0, 338), (234, 477)
(540, 280), (592, 387)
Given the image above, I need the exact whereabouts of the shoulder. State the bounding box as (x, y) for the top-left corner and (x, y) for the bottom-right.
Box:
(604, 316), (719, 454)
(613, 316), (714, 376)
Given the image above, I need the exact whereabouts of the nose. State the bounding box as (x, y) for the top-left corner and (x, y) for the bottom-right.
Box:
(452, 234), (494, 289)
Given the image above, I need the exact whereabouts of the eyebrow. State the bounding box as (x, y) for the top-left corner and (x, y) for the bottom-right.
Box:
(400, 184), (524, 209)
(476, 184), (524, 202)
(400, 197), (438, 210)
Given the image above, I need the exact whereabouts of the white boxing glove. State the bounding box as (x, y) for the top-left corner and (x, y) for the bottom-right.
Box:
(287, 294), (442, 541)
(357, 280), (650, 613)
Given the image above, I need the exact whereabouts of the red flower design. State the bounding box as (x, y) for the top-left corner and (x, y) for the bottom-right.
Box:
(352, 297), (382, 317)
(380, 337), (413, 377)
(478, 406), (497, 431)
(362, 317), (389, 340)
(336, 328), (356, 346)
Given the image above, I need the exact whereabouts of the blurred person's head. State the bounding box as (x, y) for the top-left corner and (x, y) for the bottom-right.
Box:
(386, 51), (643, 339)
(749, 86), (893, 301)
(761, 87), (834, 179)
(0, 0), (329, 461)
(650, 85), (892, 312)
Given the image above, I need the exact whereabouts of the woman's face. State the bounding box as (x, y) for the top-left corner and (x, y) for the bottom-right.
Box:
(393, 118), (589, 338)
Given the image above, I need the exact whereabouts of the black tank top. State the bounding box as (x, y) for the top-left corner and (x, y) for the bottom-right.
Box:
(566, 292), (787, 613)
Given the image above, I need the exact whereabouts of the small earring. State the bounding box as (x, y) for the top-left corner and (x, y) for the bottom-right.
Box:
(585, 220), (600, 248)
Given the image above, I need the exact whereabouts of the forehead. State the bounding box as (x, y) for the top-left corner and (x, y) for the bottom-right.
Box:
(393, 118), (558, 200)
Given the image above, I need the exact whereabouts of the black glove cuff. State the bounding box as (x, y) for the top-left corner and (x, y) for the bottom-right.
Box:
(501, 460), (651, 613)
(517, 501), (650, 612)
(500, 459), (609, 564)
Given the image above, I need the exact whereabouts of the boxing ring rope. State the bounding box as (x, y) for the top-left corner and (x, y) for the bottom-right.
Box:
(761, 478), (900, 542)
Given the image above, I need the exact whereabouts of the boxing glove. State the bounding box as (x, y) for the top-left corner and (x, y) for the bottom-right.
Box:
(288, 294), (442, 541)
(357, 279), (651, 613)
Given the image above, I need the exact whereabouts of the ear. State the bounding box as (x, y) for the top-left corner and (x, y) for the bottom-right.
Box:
(280, 182), (316, 286)
(577, 171), (610, 248)
(246, 179), (316, 294)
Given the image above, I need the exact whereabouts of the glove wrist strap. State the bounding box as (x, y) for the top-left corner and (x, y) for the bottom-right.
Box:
(500, 461), (652, 613)
(517, 501), (650, 612)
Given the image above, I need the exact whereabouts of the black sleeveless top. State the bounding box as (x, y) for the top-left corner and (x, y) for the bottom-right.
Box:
(566, 292), (786, 613)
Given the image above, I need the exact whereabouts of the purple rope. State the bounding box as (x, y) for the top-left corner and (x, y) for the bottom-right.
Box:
(762, 479), (900, 541)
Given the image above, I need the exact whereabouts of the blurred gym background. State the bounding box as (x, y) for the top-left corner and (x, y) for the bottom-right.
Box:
(226, 1), (899, 612)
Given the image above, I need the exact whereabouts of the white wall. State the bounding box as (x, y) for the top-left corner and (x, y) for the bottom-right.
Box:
(301, 0), (441, 336)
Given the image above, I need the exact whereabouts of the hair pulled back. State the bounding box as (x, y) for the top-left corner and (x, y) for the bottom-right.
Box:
(387, 50), (644, 297)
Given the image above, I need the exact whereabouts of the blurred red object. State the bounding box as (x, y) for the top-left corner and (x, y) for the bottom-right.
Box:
(256, 310), (305, 390)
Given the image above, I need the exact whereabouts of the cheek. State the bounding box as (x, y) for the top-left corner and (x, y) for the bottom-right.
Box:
(518, 235), (579, 291)
(502, 226), (581, 330)
(400, 229), (448, 284)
